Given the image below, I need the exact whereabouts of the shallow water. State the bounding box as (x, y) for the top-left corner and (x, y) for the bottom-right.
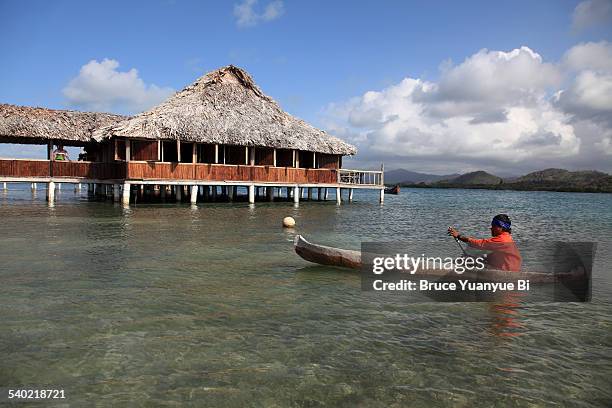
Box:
(1, 185), (611, 407)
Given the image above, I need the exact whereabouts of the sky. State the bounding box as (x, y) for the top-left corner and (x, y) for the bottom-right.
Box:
(1, 0), (611, 175)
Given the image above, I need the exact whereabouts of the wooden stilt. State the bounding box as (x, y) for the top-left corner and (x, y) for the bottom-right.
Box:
(47, 181), (55, 202)
(190, 185), (198, 204)
(336, 187), (341, 205)
(379, 188), (384, 204)
(113, 184), (120, 202)
(176, 185), (182, 201)
(267, 186), (274, 201)
(122, 183), (130, 205)
(308, 187), (313, 200)
(248, 185), (255, 204)
(349, 188), (354, 202)
(324, 188), (329, 200)
(293, 186), (300, 203)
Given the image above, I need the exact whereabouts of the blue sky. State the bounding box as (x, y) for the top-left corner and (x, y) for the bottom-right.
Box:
(1, 0), (611, 174)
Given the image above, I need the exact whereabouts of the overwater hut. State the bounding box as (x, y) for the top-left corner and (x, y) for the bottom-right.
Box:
(0, 65), (383, 204)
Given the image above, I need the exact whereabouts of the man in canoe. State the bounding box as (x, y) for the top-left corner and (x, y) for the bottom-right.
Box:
(448, 214), (522, 272)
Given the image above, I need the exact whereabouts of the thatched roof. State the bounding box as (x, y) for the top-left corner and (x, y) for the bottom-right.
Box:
(94, 65), (357, 155)
(0, 103), (126, 145)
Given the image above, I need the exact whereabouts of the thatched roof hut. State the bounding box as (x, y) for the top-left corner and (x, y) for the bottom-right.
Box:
(94, 65), (357, 156)
(0, 103), (126, 145)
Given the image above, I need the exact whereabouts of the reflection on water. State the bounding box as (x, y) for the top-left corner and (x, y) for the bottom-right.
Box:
(0, 184), (611, 407)
(489, 293), (527, 338)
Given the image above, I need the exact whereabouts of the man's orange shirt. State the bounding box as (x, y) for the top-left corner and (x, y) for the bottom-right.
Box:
(467, 232), (522, 272)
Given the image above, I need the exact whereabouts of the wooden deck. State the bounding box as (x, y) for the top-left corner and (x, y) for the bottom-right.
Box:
(0, 159), (382, 187)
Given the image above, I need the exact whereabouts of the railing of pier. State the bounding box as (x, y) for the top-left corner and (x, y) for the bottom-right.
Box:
(337, 169), (384, 186)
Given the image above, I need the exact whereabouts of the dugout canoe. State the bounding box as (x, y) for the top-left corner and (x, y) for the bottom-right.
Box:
(293, 235), (587, 283)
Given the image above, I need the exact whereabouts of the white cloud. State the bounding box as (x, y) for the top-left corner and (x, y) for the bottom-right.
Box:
(571, 0), (612, 30)
(563, 41), (612, 72)
(324, 46), (612, 174)
(63, 59), (174, 114)
(234, 0), (284, 28)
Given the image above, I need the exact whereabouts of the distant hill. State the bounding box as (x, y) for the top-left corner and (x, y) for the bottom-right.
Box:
(438, 171), (502, 186)
(385, 168), (459, 184)
(397, 167), (612, 193)
(507, 168), (612, 192)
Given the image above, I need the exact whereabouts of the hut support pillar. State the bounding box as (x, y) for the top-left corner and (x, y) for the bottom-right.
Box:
(248, 185), (255, 204)
(317, 188), (322, 200)
(2, 182), (6, 190)
(57, 183), (61, 191)
(47, 181), (55, 202)
(190, 185), (198, 204)
(267, 186), (274, 202)
(31, 182), (37, 190)
(176, 185), (182, 201)
(308, 188), (313, 200)
(122, 183), (130, 205)
(349, 188), (354, 202)
(293, 186), (299, 203)
(113, 184), (120, 202)
(379, 188), (384, 204)
(324, 188), (329, 200)
(336, 187), (341, 205)
(160, 185), (166, 200)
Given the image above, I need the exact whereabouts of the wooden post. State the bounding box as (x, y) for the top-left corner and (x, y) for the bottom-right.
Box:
(318, 187), (322, 200)
(336, 187), (341, 205)
(214, 144), (219, 164)
(266, 186), (274, 201)
(176, 185), (182, 201)
(308, 187), (312, 200)
(160, 185), (166, 200)
(192, 143), (197, 164)
(295, 150), (300, 168)
(273, 149), (277, 167)
(47, 141), (53, 160)
(190, 185), (198, 204)
(122, 183), (130, 205)
(349, 188), (354, 202)
(113, 184), (120, 202)
(2, 182), (6, 190)
(57, 183), (61, 191)
(248, 147), (254, 165)
(158, 140), (161, 161)
(313, 152), (316, 168)
(292, 150), (296, 167)
(47, 181), (55, 202)
(293, 186), (299, 203)
(177, 140), (181, 163)
(324, 188), (329, 200)
(379, 188), (384, 204)
(228, 185), (234, 201)
(31, 182), (37, 190)
(248, 185), (255, 204)
(125, 140), (131, 162)
(212, 186), (217, 200)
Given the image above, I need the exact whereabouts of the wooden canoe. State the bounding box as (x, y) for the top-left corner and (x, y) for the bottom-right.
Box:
(384, 185), (400, 194)
(294, 235), (361, 269)
(293, 235), (587, 283)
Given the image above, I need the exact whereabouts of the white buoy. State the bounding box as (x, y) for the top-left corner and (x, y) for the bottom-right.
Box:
(283, 216), (296, 228)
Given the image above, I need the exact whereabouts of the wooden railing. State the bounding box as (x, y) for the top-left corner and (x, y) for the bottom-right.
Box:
(0, 159), (50, 178)
(0, 159), (378, 186)
(126, 162), (338, 184)
(0, 159), (125, 180)
(338, 169), (384, 186)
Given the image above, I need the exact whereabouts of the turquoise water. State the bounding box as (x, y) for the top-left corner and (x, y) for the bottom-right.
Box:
(1, 185), (611, 407)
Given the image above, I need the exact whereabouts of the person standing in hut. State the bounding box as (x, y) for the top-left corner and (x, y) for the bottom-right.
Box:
(52, 145), (70, 161)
